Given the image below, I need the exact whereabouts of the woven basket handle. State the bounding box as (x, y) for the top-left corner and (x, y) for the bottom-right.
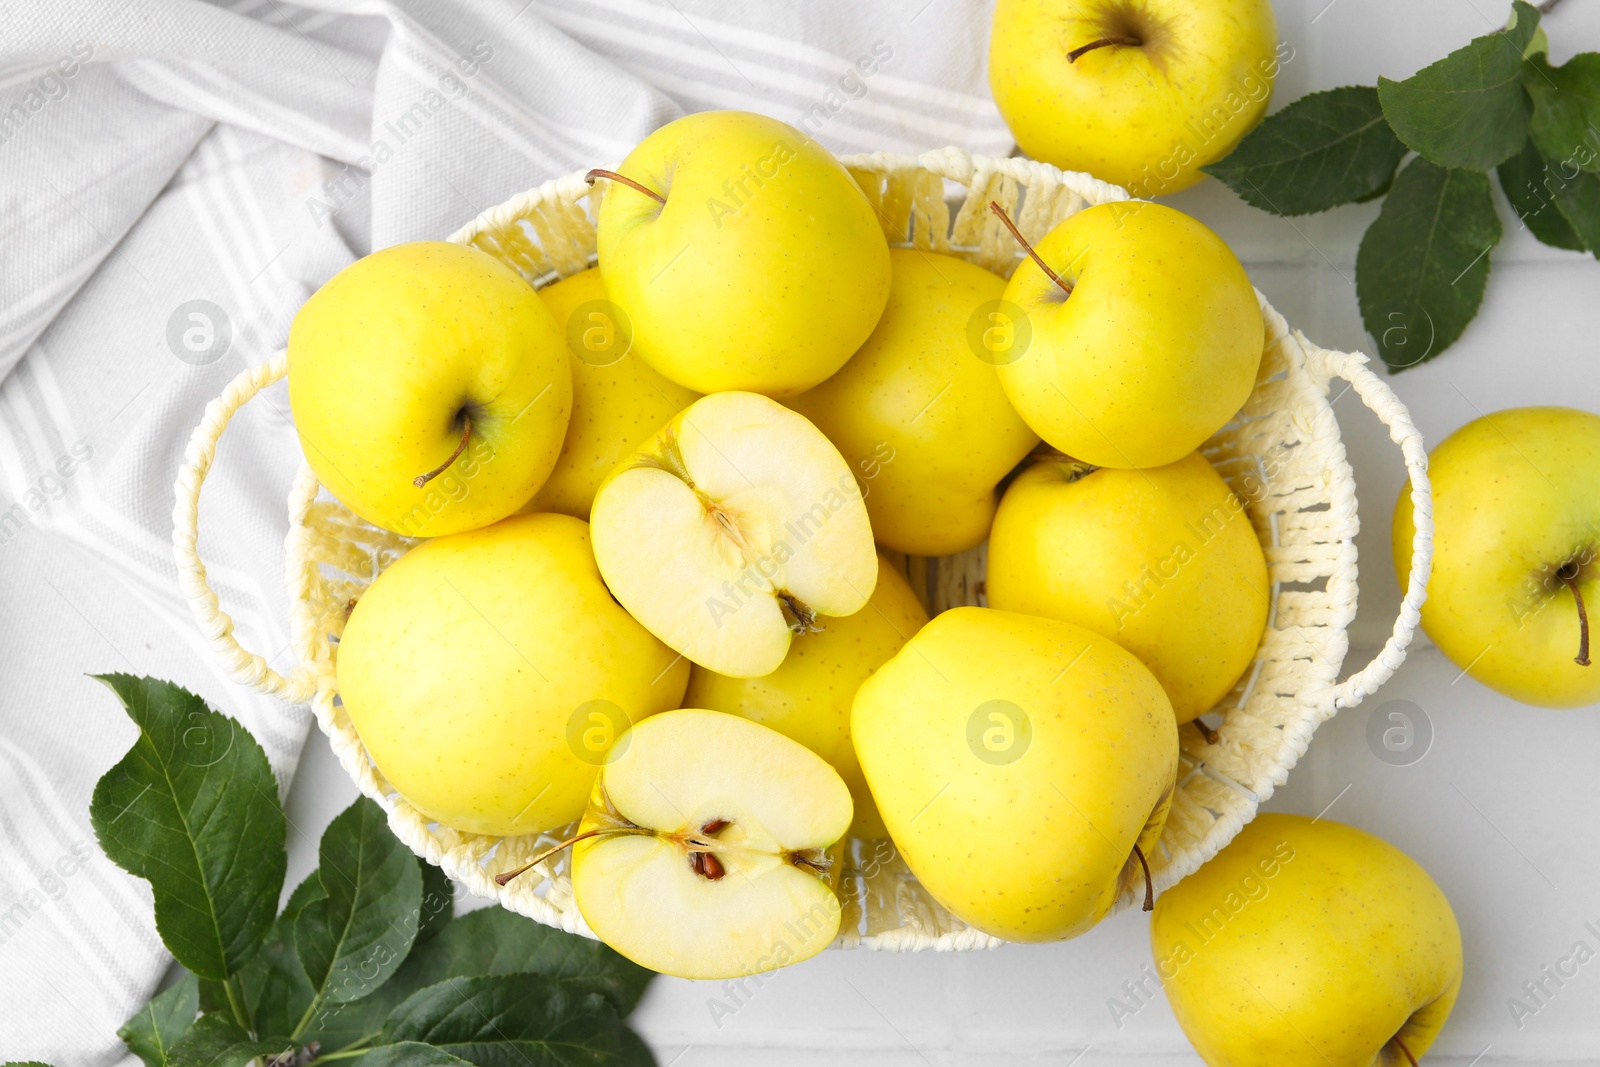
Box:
(1306, 345), (1435, 711)
(171, 350), (320, 704)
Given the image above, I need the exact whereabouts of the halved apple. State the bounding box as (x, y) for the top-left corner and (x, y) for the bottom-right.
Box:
(570, 709), (853, 979)
(590, 391), (878, 677)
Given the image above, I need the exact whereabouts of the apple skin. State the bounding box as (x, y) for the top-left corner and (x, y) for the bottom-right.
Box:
(989, 0), (1279, 198)
(683, 555), (930, 839)
(786, 249), (1039, 556)
(521, 268), (700, 519)
(987, 453), (1268, 723)
(995, 201), (1263, 470)
(336, 513), (689, 837)
(594, 110), (891, 398)
(852, 606), (1177, 942)
(1394, 406), (1600, 708)
(1152, 814), (1462, 1067)
(289, 241), (572, 537)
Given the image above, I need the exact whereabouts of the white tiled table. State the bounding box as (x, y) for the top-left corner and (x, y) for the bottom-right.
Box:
(280, 2), (1600, 1061)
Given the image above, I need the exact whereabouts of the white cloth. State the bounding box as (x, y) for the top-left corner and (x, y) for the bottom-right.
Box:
(0, 1), (1008, 1062)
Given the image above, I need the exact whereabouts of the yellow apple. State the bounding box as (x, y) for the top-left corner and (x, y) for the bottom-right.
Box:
(852, 606), (1177, 941)
(683, 555), (929, 839)
(521, 268), (700, 518)
(336, 513), (689, 836)
(593, 110), (891, 397)
(987, 453), (1268, 722)
(989, 0), (1279, 197)
(289, 241), (572, 537)
(995, 201), (1263, 470)
(1152, 814), (1462, 1067)
(786, 249), (1039, 556)
(1394, 406), (1600, 708)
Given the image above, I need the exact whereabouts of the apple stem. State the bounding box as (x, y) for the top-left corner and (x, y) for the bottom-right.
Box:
(1393, 1035), (1419, 1067)
(413, 416), (472, 489)
(1067, 35), (1142, 63)
(1132, 843), (1154, 912)
(585, 168), (666, 205)
(1194, 718), (1220, 746)
(1558, 562), (1592, 666)
(493, 826), (648, 886)
(988, 201), (1073, 298)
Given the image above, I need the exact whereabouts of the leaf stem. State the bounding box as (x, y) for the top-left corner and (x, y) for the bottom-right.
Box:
(1537, 0), (1567, 14)
(310, 1042), (372, 1063)
(290, 992), (323, 1042)
(224, 975), (253, 1037)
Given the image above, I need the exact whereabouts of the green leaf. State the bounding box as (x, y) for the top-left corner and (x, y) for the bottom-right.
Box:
(1202, 86), (1408, 215)
(1356, 157), (1502, 371)
(297, 797), (422, 1006)
(120, 975), (200, 1067)
(1497, 137), (1588, 250)
(416, 860), (455, 944)
(166, 1015), (291, 1067)
(360, 1044), (477, 1067)
(1524, 53), (1600, 168)
(1544, 161), (1600, 254)
(382, 974), (654, 1067)
(390, 907), (654, 1014)
(1377, 1), (1540, 169)
(200, 873), (324, 1040)
(89, 675), (286, 980)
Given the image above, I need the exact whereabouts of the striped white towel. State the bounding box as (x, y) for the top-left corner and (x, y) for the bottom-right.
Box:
(0, 1), (1008, 1062)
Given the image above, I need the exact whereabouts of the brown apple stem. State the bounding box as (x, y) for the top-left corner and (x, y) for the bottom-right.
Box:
(493, 827), (647, 886)
(413, 417), (472, 489)
(988, 201), (1073, 298)
(1131, 843), (1154, 912)
(585, 168), (666, 205)
(1558, 561), (1591, 666)
(1067, 35), (1142, 62)
(1195, 718), (1220, 746)
(1393, 1035), (1419, 1067)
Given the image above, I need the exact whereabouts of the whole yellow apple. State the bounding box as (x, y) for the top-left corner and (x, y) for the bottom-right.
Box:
(786, 249), (1039, 556)
(852, 606), (1177, 941)
(289, 241), (572, 537)
(336, 513), (689, 836)
(1394, 406), (1600, 707)
(683, 555), (929, 839)
(1152, 814), (1462, 1067)
(521, 268), (700, 518)
(594, 110), (891, 397)
(995, 201), (1263, 470)
(989, 0), (1280, 197)
(987, 453), (1268, 722)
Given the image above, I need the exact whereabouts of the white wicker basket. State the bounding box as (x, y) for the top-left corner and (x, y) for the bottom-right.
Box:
(173, 147), (1434, 953)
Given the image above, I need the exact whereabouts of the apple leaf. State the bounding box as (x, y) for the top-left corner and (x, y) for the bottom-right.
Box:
(1497, 138), (1588, 251)
(381, 974), (654, 1067)
(119, 975), (199, 1067)
(197, 873), (323, 1041)
(89, 675), (286, 980)
(296, 796), (421, 1007)
(1524, 52), (1600, 168)
(360, 1045), (477, 1067)
(416, 860), (455, 944)
(1543, 159), (1600, 255)
(1356, 157), (1502, 371)
(1203, 87), (1408, 215)
(166, 1015), (291, 1067)
(1377, 1), (1540, 170)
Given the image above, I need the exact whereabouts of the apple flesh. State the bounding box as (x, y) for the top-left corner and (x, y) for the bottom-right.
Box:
(1395, 406), (1600, 707)
(336, 513), (689, 836)
(569, 709), (853, 980)
(590, 391), (878, 678)
(593, 109), (891, 397)
(1152, 814), (1462, 1067)
(289, 241), (572, 537)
